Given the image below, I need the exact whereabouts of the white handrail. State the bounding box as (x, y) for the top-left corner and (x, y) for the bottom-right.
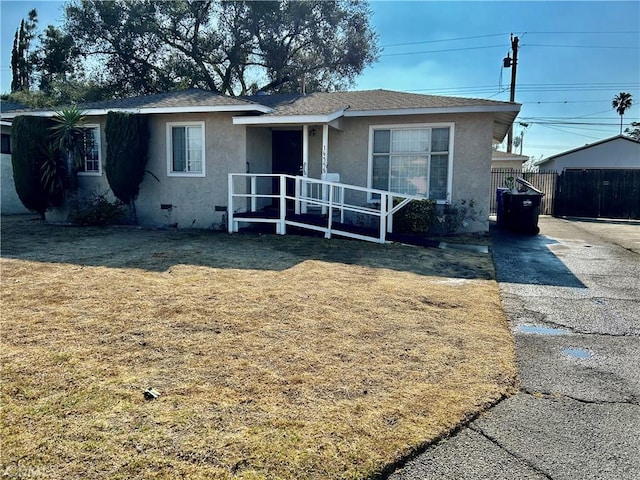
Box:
(228, 173), (423, 243)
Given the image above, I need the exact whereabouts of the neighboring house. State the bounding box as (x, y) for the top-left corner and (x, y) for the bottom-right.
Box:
(535, 135), (640, 172)
(1, 101), (29, 215)
(491, 150), (529, 171)
(1, 89), (520, 235)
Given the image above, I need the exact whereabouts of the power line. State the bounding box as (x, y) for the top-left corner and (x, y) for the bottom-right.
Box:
(381, 31), (640, 48)
(523, 43), (639, 49)
(408, 82), (638, 92)
(523, 30), (640, 35)
(381, 45), (505, 57)
(521, 108), (636, 120)
(576, 110), (620, 117)
(524, 118), (639, 123)
(522, 121), (625, 125)
(382, 33), (508, 48)
(537, 123), (604, 140)
(523, 100), (614, 104)
(526, 143), (586, 149)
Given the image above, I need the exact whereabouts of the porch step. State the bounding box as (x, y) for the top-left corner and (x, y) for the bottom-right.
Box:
(286, 213), (380, 239)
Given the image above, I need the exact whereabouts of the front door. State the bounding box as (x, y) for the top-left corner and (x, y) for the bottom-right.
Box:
(272, 130), (303, 206)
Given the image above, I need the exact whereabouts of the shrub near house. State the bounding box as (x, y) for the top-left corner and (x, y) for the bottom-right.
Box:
(10, 110), (150, 225)
(11, 115), (64, 217)
(104, 112), (150, 224)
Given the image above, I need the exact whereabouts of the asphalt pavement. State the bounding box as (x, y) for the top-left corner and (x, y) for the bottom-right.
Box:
(387, 216), (640, 480)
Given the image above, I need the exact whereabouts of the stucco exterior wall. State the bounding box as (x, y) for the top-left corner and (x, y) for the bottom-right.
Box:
(320, 112), (494, 231)
(240, 113), (495, 232)
(136, 112), (246, 229)
(1, 153), (30, 215)
(246, 127), (272, 174)
(43, 109), (497, 232)
(47, 112), (246, 229)
(540, 138), (640, 172)
(246, 127), (273, 210)
(1, 124), (29, 215)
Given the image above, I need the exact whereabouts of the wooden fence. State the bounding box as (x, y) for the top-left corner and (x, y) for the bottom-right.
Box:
(490, 169), (558, 215)
(554, 169), (640, 219)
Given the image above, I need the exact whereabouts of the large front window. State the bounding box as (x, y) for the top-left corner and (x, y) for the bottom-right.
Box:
(167, 122), (205, 176)
(370, 124), (452, 201)
(78, 125), (101, 175)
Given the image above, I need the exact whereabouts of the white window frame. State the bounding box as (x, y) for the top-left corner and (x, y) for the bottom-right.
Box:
(166, 121), (206, 177)
(77, 124), (102, 176)
(367, 122), (454, 203)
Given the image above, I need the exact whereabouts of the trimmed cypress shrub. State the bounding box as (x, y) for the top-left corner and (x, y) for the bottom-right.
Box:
(11, 116), (64, 217)
(105, 112), (150, 223)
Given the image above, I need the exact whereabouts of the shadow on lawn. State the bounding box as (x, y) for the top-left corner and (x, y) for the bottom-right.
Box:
(1, 215), (494, 280)
(490, 223), (586, 288)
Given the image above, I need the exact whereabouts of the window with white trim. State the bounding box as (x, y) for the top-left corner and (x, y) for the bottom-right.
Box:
(369, 124), (452, 201)
(78, 125), (101, 175)
(167, 122), (205, 176)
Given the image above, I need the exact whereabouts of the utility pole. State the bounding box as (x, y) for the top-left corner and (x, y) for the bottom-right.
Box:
(518, 121), (529, 155)
(503, 34), (519, 153)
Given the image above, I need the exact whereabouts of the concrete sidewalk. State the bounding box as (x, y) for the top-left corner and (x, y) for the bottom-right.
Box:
(388, 217), (640, 480)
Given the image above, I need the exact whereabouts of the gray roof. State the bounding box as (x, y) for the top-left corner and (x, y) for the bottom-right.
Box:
(244, 89), (517, 116)
(242, 89), (520, 141)
(0, 100), (29, 114)
(79, 88), (259, 110)
(1, 88), (520, 141)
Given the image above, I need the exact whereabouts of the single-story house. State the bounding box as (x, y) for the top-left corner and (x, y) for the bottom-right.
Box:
(1, 101), (29, 215)
(535, 135), (640, 172)
(491, 150), (529, 171)
(2, 89), (520, 237)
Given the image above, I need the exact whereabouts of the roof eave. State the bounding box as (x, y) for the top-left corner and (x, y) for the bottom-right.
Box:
(233, 103), (521, 128)
(343, 104), (520, 118)
(2, 104), (272, 120)
(492, 108), (521, 143)
(232, 109), (346, 126)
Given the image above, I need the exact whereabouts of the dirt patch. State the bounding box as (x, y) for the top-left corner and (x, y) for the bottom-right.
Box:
(1, 216), (517, 479)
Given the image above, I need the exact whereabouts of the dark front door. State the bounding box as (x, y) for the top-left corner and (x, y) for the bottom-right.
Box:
(272, 130), (303, 206)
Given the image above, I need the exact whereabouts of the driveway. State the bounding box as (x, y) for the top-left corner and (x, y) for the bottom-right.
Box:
(388, 216), (640, 480)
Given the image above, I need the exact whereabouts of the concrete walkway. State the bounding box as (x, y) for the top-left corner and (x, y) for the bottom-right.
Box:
(388, 216), (640, 480)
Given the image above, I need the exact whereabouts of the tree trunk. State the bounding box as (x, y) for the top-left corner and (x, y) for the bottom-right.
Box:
(129, 200), (138, 225)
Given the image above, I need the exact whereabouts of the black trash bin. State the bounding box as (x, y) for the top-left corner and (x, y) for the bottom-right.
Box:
(498, 178), (544, 235)
(496, 187), (510, 228)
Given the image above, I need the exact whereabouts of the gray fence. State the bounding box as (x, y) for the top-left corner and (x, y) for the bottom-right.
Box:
(555, 169), (640, 220)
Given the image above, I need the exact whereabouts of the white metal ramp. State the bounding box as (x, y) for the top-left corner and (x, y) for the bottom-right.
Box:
(228, 174), (422, 244)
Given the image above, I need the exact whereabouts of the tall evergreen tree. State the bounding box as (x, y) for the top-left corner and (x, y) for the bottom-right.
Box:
(10, 10), (38, 92)
(10, 27), (20, 91)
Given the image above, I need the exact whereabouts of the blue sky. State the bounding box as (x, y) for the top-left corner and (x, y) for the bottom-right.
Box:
(1, 1), (639, 161)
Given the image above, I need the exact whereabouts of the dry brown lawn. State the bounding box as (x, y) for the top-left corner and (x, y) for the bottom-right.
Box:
(1, 216), (517, 479)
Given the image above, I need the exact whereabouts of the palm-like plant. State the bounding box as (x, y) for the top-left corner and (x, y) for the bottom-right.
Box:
(612, 92), (633, 135)
(49, 106), (87, 191)
(39, 142), (66, 196)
